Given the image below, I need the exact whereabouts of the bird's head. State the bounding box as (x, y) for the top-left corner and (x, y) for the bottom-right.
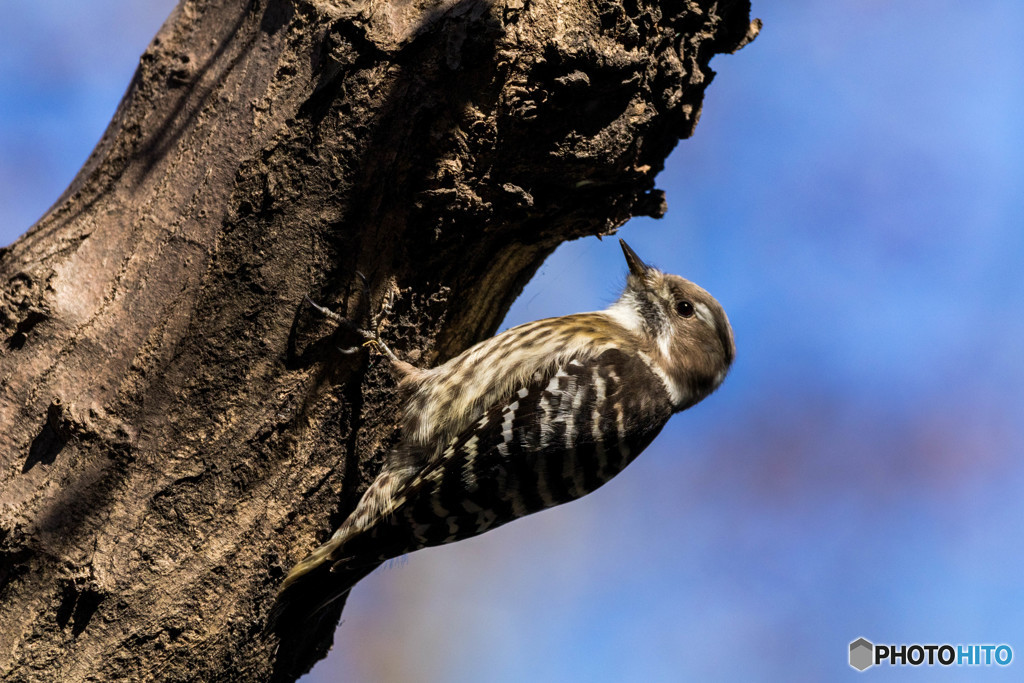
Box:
(609, 239), (735, 410)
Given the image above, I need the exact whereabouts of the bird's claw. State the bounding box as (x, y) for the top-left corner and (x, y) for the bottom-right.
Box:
(306, 280), (401, 365)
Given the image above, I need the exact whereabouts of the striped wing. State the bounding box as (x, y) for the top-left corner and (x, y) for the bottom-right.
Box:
(342, 348), (675, 563)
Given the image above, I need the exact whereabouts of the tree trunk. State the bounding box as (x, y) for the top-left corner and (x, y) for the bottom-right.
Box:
(0, 0), (757, 680)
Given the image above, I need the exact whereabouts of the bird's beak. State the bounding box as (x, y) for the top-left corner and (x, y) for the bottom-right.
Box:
(619, 239), (652, 278)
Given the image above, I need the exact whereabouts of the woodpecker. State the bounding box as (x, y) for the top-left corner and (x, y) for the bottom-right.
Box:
(271, 239), (734, 625)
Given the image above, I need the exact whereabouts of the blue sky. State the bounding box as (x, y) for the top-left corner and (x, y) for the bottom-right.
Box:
(3, 2), (1023, 680)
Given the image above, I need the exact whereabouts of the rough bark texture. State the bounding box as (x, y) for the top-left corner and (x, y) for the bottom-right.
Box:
(0, 0), (757, 680)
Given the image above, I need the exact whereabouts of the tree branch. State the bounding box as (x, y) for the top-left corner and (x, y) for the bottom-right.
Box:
(0, 0), (757, 679)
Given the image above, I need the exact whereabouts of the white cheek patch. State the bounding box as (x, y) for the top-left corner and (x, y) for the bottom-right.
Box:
(657, 325), (673, 359)
(694, 302), (716, 331)
(638, 351), (688, 408)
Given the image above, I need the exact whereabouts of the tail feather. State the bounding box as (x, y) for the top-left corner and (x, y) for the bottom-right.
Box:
(266, 554), (377, 635)
(266, 557), (379, 682)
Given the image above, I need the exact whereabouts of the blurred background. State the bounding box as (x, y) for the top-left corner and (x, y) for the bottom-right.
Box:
(3, 2), (1023, 680)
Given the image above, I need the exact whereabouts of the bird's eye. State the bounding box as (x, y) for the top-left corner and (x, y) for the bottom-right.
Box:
(675, 300), (695, 318)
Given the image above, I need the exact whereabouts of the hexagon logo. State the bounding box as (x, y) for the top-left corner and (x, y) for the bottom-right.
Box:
(850, 638), (874, 671)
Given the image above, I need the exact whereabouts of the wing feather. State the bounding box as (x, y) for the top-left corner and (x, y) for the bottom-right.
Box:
(344, 348), (674, 562)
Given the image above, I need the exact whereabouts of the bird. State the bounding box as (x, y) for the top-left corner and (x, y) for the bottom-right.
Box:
(270, 238), (734, 627)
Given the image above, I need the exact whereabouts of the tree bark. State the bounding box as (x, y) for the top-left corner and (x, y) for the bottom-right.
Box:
(0, 0), (757, 680)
